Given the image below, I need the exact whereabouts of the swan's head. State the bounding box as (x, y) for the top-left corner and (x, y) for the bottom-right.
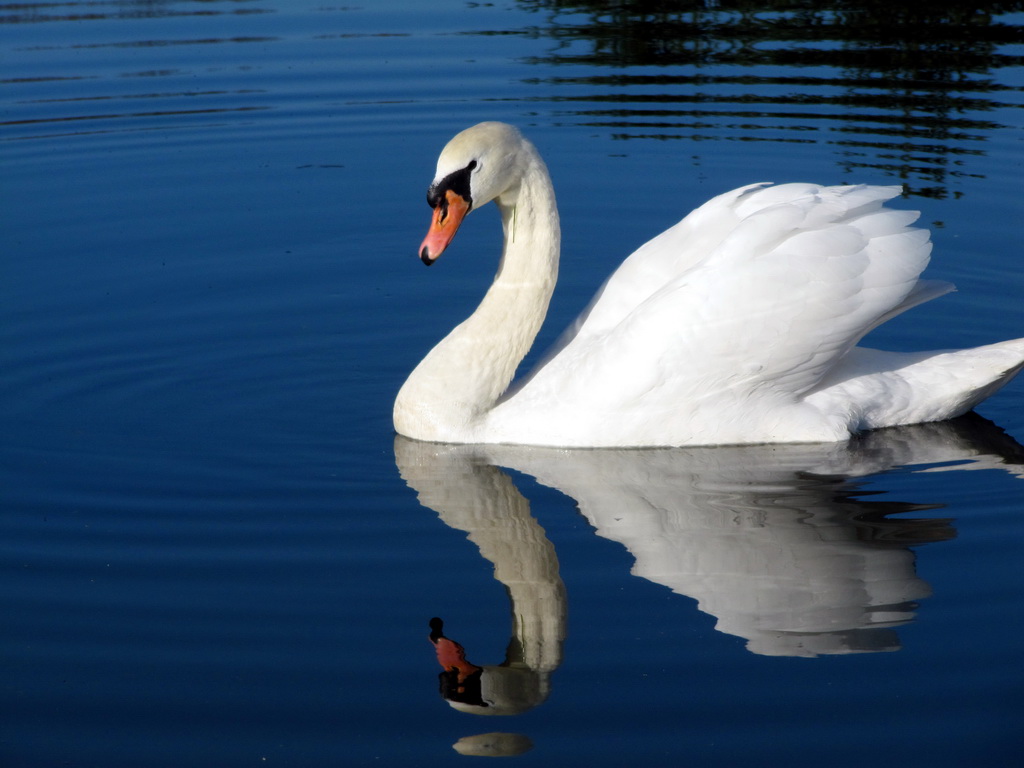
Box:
(419, 122), (530, 265)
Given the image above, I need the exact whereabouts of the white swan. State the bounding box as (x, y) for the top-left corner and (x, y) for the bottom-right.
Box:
(394, 121), (1024, 447)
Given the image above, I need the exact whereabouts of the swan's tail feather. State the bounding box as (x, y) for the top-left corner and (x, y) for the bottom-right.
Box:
(808, 339), (1024, 432)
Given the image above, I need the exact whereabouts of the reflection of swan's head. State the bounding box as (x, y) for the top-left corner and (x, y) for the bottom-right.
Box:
(429, 617), (550, 716)
(442, 667), (549, 717)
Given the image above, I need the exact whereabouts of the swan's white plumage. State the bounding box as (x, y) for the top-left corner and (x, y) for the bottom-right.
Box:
(394, 122), (1024, 447)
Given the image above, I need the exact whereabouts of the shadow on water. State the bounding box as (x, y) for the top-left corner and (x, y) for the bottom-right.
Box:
(511, 0), (1024, 197)
(396, 413), (1024, 750)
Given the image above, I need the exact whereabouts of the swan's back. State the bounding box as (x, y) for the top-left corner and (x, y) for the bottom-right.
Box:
(489, 183), (1023, 447)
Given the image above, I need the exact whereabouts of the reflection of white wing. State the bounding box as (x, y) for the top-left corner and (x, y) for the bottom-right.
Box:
(476, 415), (1023, 657)
(582, 492), (930, 657)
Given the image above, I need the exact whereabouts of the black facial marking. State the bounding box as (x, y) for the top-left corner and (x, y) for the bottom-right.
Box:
(426, 160), (477, 212)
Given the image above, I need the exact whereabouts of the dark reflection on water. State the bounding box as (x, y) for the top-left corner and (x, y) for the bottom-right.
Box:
(7, 0), (1024, 197)
(514, 0), (1024, 196)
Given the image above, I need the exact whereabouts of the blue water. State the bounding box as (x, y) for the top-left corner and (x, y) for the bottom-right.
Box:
(3, 2), (1024, 766)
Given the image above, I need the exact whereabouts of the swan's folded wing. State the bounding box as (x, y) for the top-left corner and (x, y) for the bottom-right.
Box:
(539, 183), (908, 358)
(497, 185), (937, 443)
(537, 183), (771, 363)
(558, 183), (770, 338)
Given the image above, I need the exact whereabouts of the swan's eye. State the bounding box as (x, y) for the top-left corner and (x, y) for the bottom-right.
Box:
(428, 162), (475, 212)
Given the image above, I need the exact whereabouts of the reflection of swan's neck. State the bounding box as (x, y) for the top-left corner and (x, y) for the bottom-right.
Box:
(395, 439), (567, 714)
(394, 156), (560, 443)
(397, 442), (566, 673)
(477, 502), (565, 676)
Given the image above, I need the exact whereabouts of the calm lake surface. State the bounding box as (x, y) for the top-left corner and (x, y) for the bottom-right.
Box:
(3, 1), (1024, 766)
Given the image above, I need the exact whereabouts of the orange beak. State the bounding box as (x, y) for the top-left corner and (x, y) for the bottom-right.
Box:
(419, 189), (471, 266)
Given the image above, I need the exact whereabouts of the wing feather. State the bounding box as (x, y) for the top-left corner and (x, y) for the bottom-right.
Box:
(503, 183), (936, 423)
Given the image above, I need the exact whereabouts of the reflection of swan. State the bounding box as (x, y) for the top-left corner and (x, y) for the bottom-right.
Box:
(395, 439), (566, 716)
(394, 121), (1024, 447)
(397, 416), (1023, 659)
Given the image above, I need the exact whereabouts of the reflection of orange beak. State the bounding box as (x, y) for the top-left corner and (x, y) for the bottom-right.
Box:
(429, 617), (480, 682)
(420, 190), (470, 266)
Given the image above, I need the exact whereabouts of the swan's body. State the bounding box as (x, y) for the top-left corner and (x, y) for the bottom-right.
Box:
(394, 122), (1024, 447)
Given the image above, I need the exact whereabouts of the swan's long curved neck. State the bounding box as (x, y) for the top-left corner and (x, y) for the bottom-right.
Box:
(394, 154), (560, 442)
